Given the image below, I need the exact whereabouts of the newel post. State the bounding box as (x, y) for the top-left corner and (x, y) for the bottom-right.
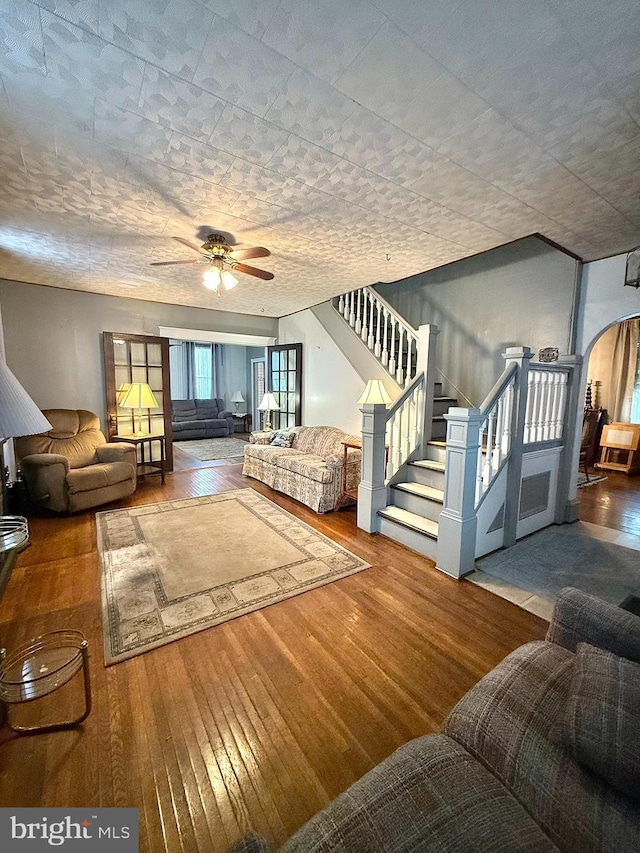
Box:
(436, 408), (483, 578)
(417, 324), (439, 456)
(357, 403), (388, 533)
(555, 354), (582, 524)
(502, 346), (533, 547)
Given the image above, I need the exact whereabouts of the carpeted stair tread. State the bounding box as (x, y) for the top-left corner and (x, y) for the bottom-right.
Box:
(378, 506), (439, 539)
(392, 482), (444, 502)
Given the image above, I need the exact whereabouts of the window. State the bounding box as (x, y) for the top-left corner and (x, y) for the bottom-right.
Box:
(169, 340), (215, 400)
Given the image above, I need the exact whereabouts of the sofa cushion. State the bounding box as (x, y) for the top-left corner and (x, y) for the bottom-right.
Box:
(244, 444), (304, 464)
(295, 426), (349, 458)
(557, 643), (640, 801)
(172, 401), (198, 422)
(276, 453), (334, 484)
(279, 734), (559, 853)
(67, 461), (134, 494)
(443, 640), (640, 853)
(196, 399), (220, 419)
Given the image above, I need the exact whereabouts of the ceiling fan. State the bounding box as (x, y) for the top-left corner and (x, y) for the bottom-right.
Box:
(151, 233), (273, 295)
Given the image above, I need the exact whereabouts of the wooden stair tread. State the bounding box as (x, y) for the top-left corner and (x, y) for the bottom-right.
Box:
(392, 482), (444, 502)
(378, 506), (439, 539)
(411, 459), (445, 472)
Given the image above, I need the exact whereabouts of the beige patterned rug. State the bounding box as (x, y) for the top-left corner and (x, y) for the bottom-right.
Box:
(98, 489), (370, 664)
(176, 435), (248, 461)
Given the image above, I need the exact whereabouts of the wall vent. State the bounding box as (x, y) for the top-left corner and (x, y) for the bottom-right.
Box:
(519, 471), (551, 520)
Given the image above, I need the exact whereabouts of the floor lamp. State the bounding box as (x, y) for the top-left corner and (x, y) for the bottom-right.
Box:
(0, 358), (52, 542)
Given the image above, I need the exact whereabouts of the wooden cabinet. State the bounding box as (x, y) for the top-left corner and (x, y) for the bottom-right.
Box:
(597, 423), (640, 474)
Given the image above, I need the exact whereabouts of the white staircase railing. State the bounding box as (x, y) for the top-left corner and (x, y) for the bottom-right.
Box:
(357, 325), (440, 533)
(386, 373), (425, 479)
(475, 363), (517, 505)
(437, 348), (579, 579)
(337, 287), (419, 387)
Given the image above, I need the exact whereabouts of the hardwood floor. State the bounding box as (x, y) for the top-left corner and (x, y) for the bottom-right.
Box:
(577, 469), (640, 536)
(0, 463), (547, 852)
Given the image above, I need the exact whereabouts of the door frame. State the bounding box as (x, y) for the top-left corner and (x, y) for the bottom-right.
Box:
(103, 331), (173, 471)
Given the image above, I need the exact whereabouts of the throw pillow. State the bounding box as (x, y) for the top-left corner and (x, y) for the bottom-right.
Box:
(558, 642), (640, 801)
(269, 429), (296, 448)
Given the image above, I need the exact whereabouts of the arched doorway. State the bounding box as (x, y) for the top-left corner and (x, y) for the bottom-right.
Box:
(578, 315), (640, 535)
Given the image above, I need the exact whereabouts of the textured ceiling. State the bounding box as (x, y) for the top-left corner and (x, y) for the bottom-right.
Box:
(0, 0), (639, 318)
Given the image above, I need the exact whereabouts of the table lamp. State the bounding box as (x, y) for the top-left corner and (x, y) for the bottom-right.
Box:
(119, 382), (159, 436)
(357, 379), (392, 406)
(230, 390), (245, 413)
(258, 392), (280, 430)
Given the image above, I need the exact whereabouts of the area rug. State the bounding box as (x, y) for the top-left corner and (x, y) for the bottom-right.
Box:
(577, 472), (607, 488)
(98, 489), (371, 664)
(468, 524), (640, 620)
(176, 436), (248, 461)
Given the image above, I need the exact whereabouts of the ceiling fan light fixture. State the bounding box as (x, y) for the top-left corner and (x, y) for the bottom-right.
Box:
(202, 266), (222, 292)
(221, 270), (239, 291)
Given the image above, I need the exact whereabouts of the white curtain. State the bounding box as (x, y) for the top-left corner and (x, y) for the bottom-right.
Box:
(611, 319), (640, 422)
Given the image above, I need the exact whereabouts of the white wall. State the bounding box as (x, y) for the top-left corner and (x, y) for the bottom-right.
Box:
(577, 253), (640, 354)
(278, 309), (365, 434)
(0, 279), (278, 429)
(376, 236), (579, 405)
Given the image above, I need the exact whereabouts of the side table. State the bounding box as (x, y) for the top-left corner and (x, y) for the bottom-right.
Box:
(113, 433), (166, 484)
(232, 413), (252, 434)
(0, 630), (91, 734)
(337, 438), (363, 509)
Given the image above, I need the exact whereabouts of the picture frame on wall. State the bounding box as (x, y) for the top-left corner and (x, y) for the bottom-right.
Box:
(624, 246), (640, 288)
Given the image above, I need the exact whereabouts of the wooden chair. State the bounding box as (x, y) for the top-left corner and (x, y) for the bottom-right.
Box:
(580, 408), (604, 482)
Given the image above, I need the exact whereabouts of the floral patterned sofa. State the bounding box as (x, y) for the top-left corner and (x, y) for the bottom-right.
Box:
(242, 426), (361, 513)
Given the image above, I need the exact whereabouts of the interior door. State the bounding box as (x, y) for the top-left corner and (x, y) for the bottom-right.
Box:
(103, 332), (173, 471)
(267, 343), (302, 429)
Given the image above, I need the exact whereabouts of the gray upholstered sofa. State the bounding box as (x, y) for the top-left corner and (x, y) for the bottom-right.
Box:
(229, 588), (640, 852)
(171, 398), (234, 440)
(243, 426), (361, 513)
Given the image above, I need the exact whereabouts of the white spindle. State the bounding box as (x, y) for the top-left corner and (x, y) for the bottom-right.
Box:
(367, 293), (375, 350)
(374, 299), (382, 358)
(355, 289), (362, 334)
(396, 325), (405, 385)
(381, 307), (389, 367)
(338, 294), (344, 315)
(389, 318), (397, 376)
(349, 291), (355, 327)
(361, 290), (369, 342)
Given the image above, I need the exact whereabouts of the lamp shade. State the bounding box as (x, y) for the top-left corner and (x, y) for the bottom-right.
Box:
(230, 390), (245, 404)
(119, 382), (159, 410)
(357, 379), (392, 406)
(258, 392), (279, 411)
(0, 359), (52, 439)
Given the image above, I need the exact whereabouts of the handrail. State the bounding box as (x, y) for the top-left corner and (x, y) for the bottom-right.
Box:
(386, 371), (423, 420)
(363, 285), (418, 338)
(479, 363), (518, 417)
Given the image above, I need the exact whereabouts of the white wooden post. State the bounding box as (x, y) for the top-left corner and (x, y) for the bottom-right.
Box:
(417, 324), (439, 457)
(502, 346), (532, 548)
(357, 402), (388, 533)
(436, 408), (483, 578)
(554, 354), (582, 524)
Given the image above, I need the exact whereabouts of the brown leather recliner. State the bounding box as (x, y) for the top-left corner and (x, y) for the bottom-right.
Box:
(16, 409), (137, 513)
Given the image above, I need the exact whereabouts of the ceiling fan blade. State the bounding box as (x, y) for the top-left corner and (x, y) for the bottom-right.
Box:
(173, 236), (203, 254)
(233, 262), (274, 281)
(150, 259), (198, 266)
(228, 246), (270, 261)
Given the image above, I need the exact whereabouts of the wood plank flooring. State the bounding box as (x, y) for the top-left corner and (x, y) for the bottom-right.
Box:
(0, 461), (547, 852)
(577, 469), (640, 536)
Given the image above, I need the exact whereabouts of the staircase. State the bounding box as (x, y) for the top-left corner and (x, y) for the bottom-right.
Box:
(377, 382), (457, 562)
